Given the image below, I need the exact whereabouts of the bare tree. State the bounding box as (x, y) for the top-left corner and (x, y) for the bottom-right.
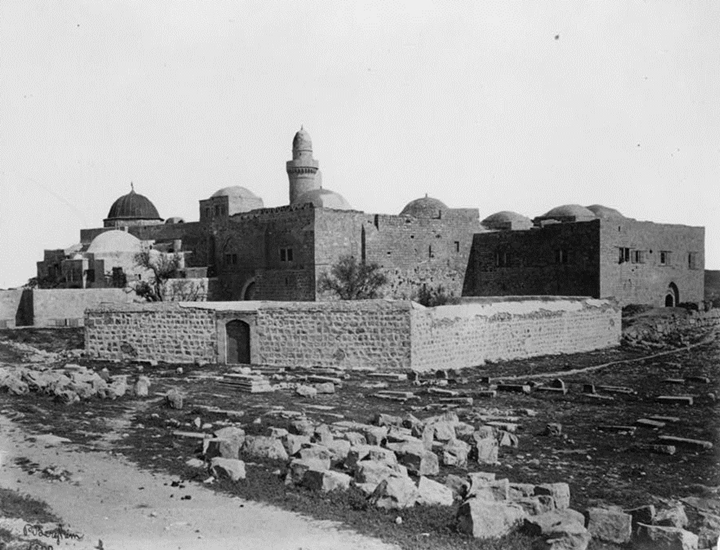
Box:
(133, 251), (181, 302)
(318, 255), (388, 300)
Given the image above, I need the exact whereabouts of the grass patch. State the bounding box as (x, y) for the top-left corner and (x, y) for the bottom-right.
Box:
(0, 487), (59, 523)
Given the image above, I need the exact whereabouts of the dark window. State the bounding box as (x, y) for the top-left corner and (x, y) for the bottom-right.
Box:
(205, 208), (211, 218)
(495, 250), (509, 267)
(86, 269), (95, 283)
(618, 247), (630, 264)
(214, 205), (220, 216)
(280, 248), (294, 262)
(660, 251), (671, 265)
(632, 250), (645, 264)
(224, 253), (237, 265)
(688, 252), (698, 270)
(556, 249), (569, 264)
(454, 241), (460, 253)
(428, 245), (434, 258)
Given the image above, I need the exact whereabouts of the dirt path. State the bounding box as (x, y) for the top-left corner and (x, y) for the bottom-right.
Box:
(0, 416), (398, 550)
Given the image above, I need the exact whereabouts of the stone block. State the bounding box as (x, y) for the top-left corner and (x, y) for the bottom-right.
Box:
(203, 438), (240, 460)
(417, 476), (455, 506)
(467, 478), (510, 502)
(655, 501), (689, 528)
(281, 433), (311, 456)
(354, 461), (408, 485)
(241, 435), (289, 461)
(369, 477), (421, 509)
(585, 507), (632, 544)
(535, 483), (570, 510)
(445, 474), (470, 499)
(514, 496), (555, 516)
(634, 523), (699, 550)
(345, 445), (397, 470)
(456, 499), (526, 539)
(441, 439), (470, 468)
(625, 505), (655, 527)
(398, 448), (439, 476)
(302, 469), (351, 492)
(474, 436), (499, 465)
(364, 426), (388, 446)
(209, 457), (246, 482)
(522, 509), (586, 536)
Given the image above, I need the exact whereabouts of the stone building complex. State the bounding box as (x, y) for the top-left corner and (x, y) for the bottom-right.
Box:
(35, 128), (705, 308)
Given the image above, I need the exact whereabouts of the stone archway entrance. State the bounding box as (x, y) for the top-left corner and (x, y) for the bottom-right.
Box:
(226, 320), (251, 364)
(665, 282), (679, 307)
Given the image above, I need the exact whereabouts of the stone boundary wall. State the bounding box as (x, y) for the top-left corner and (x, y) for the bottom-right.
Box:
(33, 288), (140, 327)
(624, 308), (720, 343)
(85, 303), (217, 363)
(0, 289), (26, 328)
(255, 301), (413, 369)
(410, 298), (620, 372)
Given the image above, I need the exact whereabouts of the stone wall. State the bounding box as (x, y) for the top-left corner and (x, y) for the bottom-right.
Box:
(33, 288), (140, 327)
(254, 300), (412, 369)
(410, 297), (620, 372)
(85, 303), (217, 363)
(0, 289), (27, 328)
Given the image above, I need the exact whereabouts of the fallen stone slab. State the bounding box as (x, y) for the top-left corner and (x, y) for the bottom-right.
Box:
(367, 372), (407, 381)
(663, 378), (686, 385)
(417, 476), (454, 506)
(398, 448), (439, 476)
(496, 384), (531, 394)
(634, 523), (698, 550)
(242, 435), (289, 461)
(442, 439), (470, 468)
(296, 385), (318, 398)
(209, 457), (246, 481)
(597, 385), (636, 394)
(467, 477), (510, 501)
(649, 415), (680, 423)
(302, 469), (352, 492)
(585, 507), (632, 544)
(486, 421), (519, 433)
(535, 483), (570, 510)
(657, 435), (713, 450)
(657, 396), (694, 405)
(655, 501), (690, 528)
(345, 445), (398, 469)
(598, 425), (637, 434)
(32, 434), (72, 446)
(172, 430), (210, 439)
(535, 386), (568, 395)
(314, 382), (335, 394)
(355, 461), (408, 485)
(633, 443), (677, 455)
(582, 392), (614, 401)
(203, 438), (241, 460)
(636, 418), (666, 429)
(473, 390), (497, 398)
(306, 375), (343, 386)
(685, 375), (711, 384)
(428, 387), (459, 397)
(439, 397), (474, 406)
(522, 509), (586, 536)
(456, 499), (526, 539)
(369, 476), (421, 509)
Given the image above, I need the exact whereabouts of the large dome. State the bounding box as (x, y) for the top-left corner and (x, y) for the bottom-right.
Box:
(540, 204), (596, 222)
(106, 189), (161, 222)
(295, 188), (352, 210)
(586, 204), (625, 219)
(400, 196), (448, 219)
(87, 230), (142, 255)
(482, 211), (533, 231)
(210, 186), (264, 214)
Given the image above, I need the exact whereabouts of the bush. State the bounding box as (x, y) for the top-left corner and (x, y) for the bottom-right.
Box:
(413, 285), (460, 307)
(317, 255), (388, 300)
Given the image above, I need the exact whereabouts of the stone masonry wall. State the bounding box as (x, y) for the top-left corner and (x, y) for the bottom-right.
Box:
(410, 298), (620, 372)
(85, 303), (217, 363)
(0, 289), (26, 328)
(255, 300), (413, 369)
(33, 288), (140, 327)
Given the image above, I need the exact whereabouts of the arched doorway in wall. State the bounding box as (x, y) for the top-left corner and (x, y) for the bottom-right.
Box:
(665, 282), (679, 307)
(226, 320), (251, 364)
(241, 278), (256, 301)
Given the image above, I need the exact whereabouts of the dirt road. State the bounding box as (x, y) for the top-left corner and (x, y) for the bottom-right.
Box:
(0, 415), (398, 550)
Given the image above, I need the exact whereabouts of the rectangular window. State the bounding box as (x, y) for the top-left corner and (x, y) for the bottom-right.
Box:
(428, 245), (434, 258)
(688, 252), (699, 270)
(495, 250), (509, 267)
(280, 248), (294, 262)
(660, 251), (671, 265)
(555, 249), (569, 264)
(214, 205), (220, 216)
(618, 247), (630, 264)
(454, 241), (460, 253)
(224, 253), (238, 265)
(632, 250), (645, 264)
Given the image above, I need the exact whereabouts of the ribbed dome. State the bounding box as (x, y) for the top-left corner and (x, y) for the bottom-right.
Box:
(106, 190), (161, 222)
(586, 204), (625, 219)
(482, 211), (533, 231)
(400, 196), (448, 218)
(87, 230), (142, 255)
(540, 204), (596, 222)
(210, 186), (264, 214)
(292, 127), (313, 158)
(295, 188), (352, 210)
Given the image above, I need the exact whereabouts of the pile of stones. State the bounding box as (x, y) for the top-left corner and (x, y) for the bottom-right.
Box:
(186, 409), (716, 549)
(0, 363), (150, 403)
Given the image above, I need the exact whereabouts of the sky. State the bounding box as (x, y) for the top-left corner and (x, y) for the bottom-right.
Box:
(0, 1), (718, 288)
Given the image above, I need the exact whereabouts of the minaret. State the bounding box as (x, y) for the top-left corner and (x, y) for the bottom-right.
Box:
(286, 126), (320, 205)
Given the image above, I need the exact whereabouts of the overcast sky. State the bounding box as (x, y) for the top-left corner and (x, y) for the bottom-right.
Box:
(1, 1), (718, 288)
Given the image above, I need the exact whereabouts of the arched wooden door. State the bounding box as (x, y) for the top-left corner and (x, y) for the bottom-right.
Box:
(226, 320), (250, 364)
(665, 282), (679, 307)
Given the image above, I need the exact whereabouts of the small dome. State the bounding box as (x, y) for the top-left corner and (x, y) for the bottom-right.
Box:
(295, 188), (352, 210)
(210, 186), (264, 214)
(482, 211), (533, 231)
(400, 196), (449, 218)
(292, 126), (313, 157)
(586, 204), (625, 219)
(106, 189), (161, 222)
(540, 204), (596, 222)
(87, 230), (142, 255)
(165, 217), (185, 224)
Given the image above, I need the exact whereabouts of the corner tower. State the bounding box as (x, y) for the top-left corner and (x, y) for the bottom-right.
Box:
(286, 126), (320, 205)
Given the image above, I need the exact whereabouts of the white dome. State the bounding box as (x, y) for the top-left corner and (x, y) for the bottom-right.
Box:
(87, 230), (142, 255)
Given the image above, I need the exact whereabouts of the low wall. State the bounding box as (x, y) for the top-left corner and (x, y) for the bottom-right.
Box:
(410, 297), (621, 371)
(0, 289), (28, 328)
(85, 303), (217, 363)
(84, 297), (620, 370)
(32, 288), (140, 327)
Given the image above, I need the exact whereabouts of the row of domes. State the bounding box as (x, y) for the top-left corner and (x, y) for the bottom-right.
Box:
(105, 186), (624, 228)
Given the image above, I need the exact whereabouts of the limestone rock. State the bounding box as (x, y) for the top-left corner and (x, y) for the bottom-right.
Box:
(314, 382), (335, 394)
(442, 439), (470, 468)
(364, 426), (388, 446)
(185, 458), (205, 469)
(295, 444), (332, 468)
(296, 385), (317, 398)
(445, 474), (470, 499)
(522, 509), (587, 537)
(634, 523), (699, 550)
(282, 433), (311, 456)
(535, 483), (571, 510)
(456, 499), (526, 539)
(467, 477), (510, 502)
(375, 413), (403, 427)
(242, 435), (289, 461)
(625, 504), (655, 527)
(214, 426), (246, 448)
(535, 521), (591, 550)
(165, 389), (184, 409)
(509, 483), (536, 499)
(432, 420), (457, 442)
(369, 477), (421, 509)
(342, 431), (366, 446)
(327, 439), (351, 463)
(302, 469), (352, 492)
(474, 436), (499, 465)
(312, 424), (334, 445)
(696, 511), (720, 549)
(417, 476), (454, 506)
(134, 376), (150, 397)
(345, 445), (397, 469)
(454, 421), (476, 439)
(286, 458), (329, 485)
(585, 507), (632, 544)
(655, 501), (689, 528)
(203, 438), (240, 460)
(209, 457), (246, 481)
(514, 496), (555, 516)
(354, 461), (408, 485)
(398, 448), (439, 476)
(290, 418), (315, 436)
